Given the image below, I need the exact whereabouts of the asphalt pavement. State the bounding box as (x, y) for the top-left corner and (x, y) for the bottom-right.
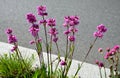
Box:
(0, 0), (120, 65)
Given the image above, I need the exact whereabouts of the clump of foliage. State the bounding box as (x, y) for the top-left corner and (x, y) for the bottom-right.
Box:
(0, 53), (34, 78)
(0, 53), (71, 78)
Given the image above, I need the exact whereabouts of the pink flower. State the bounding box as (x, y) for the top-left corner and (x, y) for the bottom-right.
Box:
(37, 5), (46, 12)
(95, 60), (104, 68)
(5, 28), (18, 44)
(104, 52), (112, 59)
(69, 21), (75, 26)
(69, 27), (78, 33)
(26, 13), (37, 23)
(47, 18), (56, 27)
(63, 30), (70, 35)
(39, 19), (47, 24)
(113, 45), (120, 51)
(53, 37), (58, 42)
(68, 35), (75, 42)
(104, 45), (120, 59)
(104, 55), (109, 59)
(8, 35), (17, 44)
(38, 38), (42, 42)
(48, 28), (58, 36)
(29, 40), (35, 44)
(60, 60), (66, 66)
(64, 16), (70, 23)
(99, 62), (104, 68)
(95, 60), (99, 65)
(29, 26), (39, 37)
(98, 48), (103, 53)
(93, 24), (107, 38)
(106, 47), (110, 52)
(97, 24), (107, 33)
(109, 48), (116, 55)
(11, 46), (17, 52)
(37, 5), (48, 16)
(63, 22), (68, 27)
(32, 24), (39, 29)
(69, 16), (79, 26)
(93, 31), (103, 38)
(5, 28), (12, 35)
(63, 16), (79, 26)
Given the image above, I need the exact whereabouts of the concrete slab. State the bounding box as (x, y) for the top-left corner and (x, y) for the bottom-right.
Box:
(0, 42), (110, 78)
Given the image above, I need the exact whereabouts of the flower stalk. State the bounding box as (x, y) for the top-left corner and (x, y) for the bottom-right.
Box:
(81, 37), (97, 66)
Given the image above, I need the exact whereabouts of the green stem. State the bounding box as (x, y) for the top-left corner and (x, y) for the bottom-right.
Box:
(73, 64), (81, 78)
(14, 46), (29, 72)
(81, 37), (97, 66)
(42, 16), (50, 75)
(65, 26), (69, 61)
(14, 43), (28, 70)
(65, 42), (75, 77)
(99, 68), (103, 78)
(14, 43), (22, 59)
(36, 42), (43, 66)
(64, 32), (76, 77)
(115, 54), (119, 78)
(109, 61), (115, 78)
(55, 42), (61, 72)
(34, 32), (44, 66)
(64, 59), (72, 77)
(49, 35), (53, 74)
(104, 67), (107, 78)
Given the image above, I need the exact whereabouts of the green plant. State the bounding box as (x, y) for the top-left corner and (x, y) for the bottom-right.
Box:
(0, 53), (34, 78)
(96, 45), (120, 78)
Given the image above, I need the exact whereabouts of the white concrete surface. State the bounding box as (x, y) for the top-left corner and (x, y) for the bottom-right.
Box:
(0, 42), (110, 78)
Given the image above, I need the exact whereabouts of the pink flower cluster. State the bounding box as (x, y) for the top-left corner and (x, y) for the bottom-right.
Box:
(68, 36), (76, 42)
(37, 5), (48, 16)
(63, 16), (79, 42)
(26, 13), (39, 37)
(95, 60), (104, 68)
(26, 12), (42, 44)
(7, 35), (17, 44)
(47, 18), (56, 27)
(48, 28), (58, 36)
(27, 6), (48, 36)
(28, 24), (39, 37)
(26, 5), (58, 43)
(47, 18), (58, 42)
(5, 28), (17, 44)
(5, 28), (18, 52)
(26, 13), (37, 23)
(63, 16), (79, 27)
(104, 45), (120, 59)
(93, 24), (107, 38)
